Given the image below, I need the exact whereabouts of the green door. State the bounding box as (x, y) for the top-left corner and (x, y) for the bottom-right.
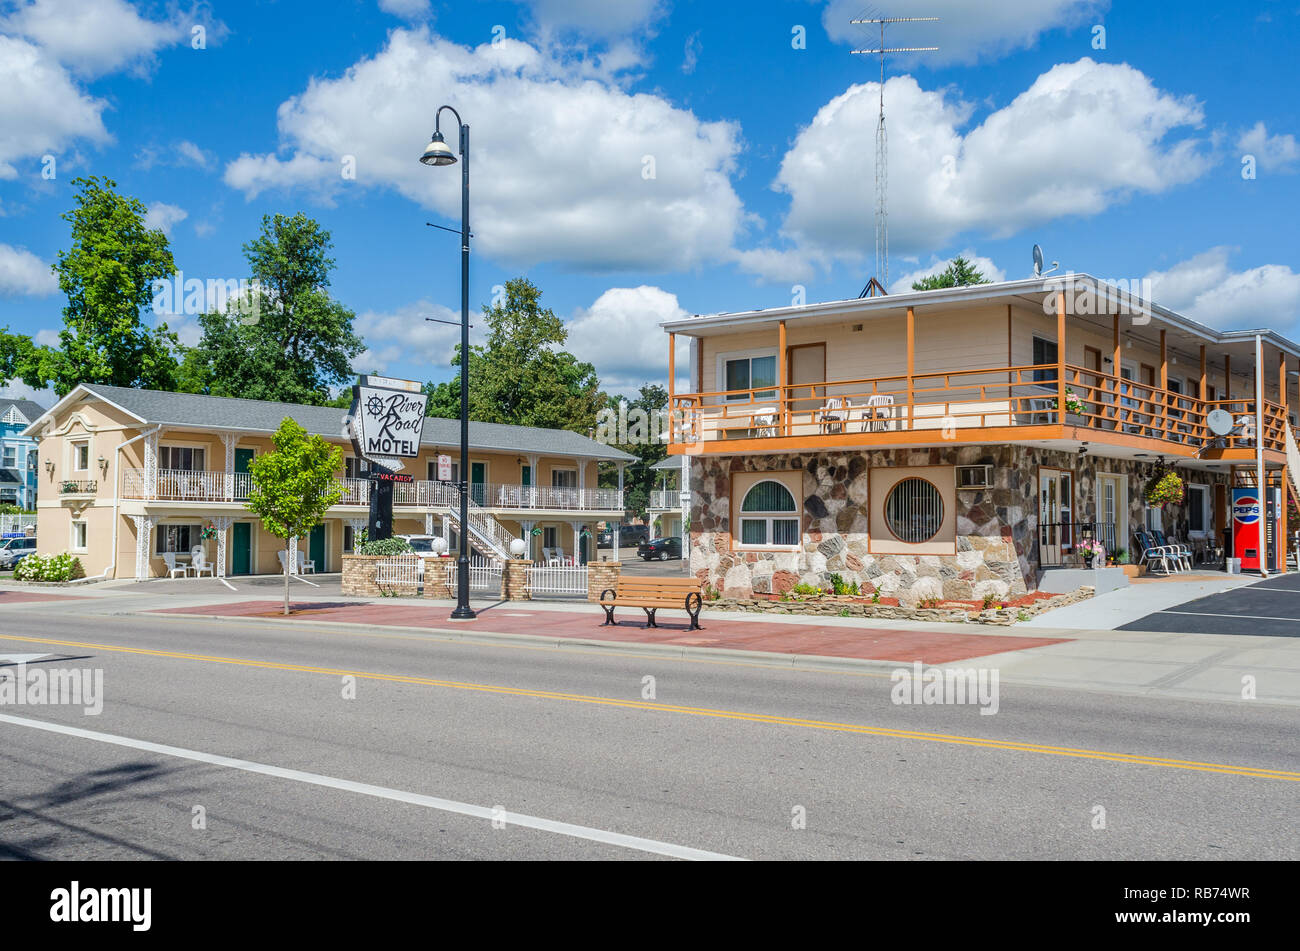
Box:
(309, 524), (326, 572)
(234, 448), (255, 473)
(471, 462), (486, 505)
(231, 522), (251, 575)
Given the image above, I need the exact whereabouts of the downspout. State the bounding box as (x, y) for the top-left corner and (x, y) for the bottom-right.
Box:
(104, 425), (162, 581)
(1255, 334), (1268, 579)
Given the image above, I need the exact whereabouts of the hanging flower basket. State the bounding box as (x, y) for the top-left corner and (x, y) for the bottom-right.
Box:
(1145, 470), (1184, 508)
(1052, 389), (1086, 416)
(200, 523), (218, 541)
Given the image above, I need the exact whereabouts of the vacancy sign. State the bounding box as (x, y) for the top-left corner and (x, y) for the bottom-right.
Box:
(348, 376), (428, 472)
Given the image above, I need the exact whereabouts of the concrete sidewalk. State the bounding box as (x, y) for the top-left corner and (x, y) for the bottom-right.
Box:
(1019, 572), (1256, 631)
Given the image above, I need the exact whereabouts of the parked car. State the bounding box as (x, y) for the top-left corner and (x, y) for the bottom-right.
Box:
(395, 534), (444, 554)
(638, 537), (682, 561)
(0, 536), (37, 568)
(601, 524), (650, 548)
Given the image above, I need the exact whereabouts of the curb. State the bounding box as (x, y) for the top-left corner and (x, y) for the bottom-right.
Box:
(144, 610), (933, 673)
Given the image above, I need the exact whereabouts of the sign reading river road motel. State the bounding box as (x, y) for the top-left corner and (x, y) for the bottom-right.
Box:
(345, 376), (429, 542)
(347, 375), (429, 471)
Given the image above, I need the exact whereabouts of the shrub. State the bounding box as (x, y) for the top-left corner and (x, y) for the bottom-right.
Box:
(356, 536), (413, 557)
(14, 552), (84, 582)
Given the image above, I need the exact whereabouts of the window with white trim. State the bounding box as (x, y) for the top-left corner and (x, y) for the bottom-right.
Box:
(156, 524), (202, 554)
(1187, 484), (1209, 536)
(720, 351), (777, 401)
(159, 446), (205, 471)
(738, 480), (800, 548)
(73, 441), (90, 471)
(2, 445), (14, 468)
(71, 520), (88, 551)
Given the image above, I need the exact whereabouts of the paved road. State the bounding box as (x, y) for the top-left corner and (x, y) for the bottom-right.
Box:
(0, 598), (1296, 860)
(1120, 573), (1300, 636)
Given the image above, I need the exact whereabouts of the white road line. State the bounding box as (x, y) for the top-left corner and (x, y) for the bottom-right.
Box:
(0, 712), (744, 862)
(1243, 586), (1300, 593)
(1159, 610), (1300, 623)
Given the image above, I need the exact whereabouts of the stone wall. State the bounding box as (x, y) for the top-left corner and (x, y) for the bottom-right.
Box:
(689, 446), (1225, 602)
(587, 561), (622, 602)
(502, 559), (532, 601)
(341, 554), (385, 597)
(423, 558), (452, 599)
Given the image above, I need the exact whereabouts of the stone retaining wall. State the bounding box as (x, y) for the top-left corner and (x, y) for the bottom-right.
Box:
(587, 561), (622, 601)
(341, 554), (385, 597)
(706, 586), (1094, 625)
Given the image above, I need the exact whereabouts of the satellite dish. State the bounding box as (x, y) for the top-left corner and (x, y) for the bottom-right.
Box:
(1207, 409), (1234, 436)
(1033, 244), (1044, 277)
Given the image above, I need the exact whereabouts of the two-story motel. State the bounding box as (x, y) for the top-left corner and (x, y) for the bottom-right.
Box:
(662, 274), (1300, 601)
(27, 384), (635, 579)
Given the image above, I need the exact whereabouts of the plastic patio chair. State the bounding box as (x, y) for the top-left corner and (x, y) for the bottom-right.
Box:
(162, 552), (190, 579)
(190, 546), (214, 578)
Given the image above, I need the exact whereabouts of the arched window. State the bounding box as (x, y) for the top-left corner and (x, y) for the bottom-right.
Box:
(884, 477), (944, 543)
(739, 479), (799, 547)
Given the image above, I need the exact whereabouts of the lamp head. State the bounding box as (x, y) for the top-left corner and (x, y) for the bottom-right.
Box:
(420, 130), (457, 166)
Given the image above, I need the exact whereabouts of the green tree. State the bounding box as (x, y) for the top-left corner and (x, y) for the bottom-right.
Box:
(597, 383), (668, 519)
(425, 278), (603, 433)
(37, 177), (181, 396)
(180, 213), (363, 405)
(911, 255), (992, 291)
(245, 417), (344, 614)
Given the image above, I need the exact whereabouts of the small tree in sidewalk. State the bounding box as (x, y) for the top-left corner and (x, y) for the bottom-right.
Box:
(245, 417), (344, 614)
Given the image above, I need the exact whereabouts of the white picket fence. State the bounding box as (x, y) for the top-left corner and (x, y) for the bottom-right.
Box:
(0, 514), (36, 535)
(527, 563), (588, 598)
(447, 557), (503, 595)
(375, 553), (422, 587)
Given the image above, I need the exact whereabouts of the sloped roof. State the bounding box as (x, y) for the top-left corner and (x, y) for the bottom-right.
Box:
(0, 399), (47, 426)
(29, 384), (635, 462)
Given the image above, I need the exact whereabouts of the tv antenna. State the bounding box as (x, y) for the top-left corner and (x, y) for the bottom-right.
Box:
(851, 14), (938, 289)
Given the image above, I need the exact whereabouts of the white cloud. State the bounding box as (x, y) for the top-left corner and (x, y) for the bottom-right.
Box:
(1145, 247), (1300, 330)
(34, 328), (61, 346)
(222, 29), (744, 273)
(566, 285), (689, 394)
(682, 30), (701, 74)
(353, 299), (481, 374)
(378, 0), (431, 19)
(0, 36), (109, 179)
(0, 381), (57, 409)
(822, 0), (1107, 65)
(0, 243), (57, 296)
(761, 60), (1209, 266)
(889, 252), (1006, 294)
(135, 139), (214, 171)
(1237, 121), (1299, 173)
(0, 0), (189, 76)
(513, 0), (668, 39)
(145, 201), (188, 236)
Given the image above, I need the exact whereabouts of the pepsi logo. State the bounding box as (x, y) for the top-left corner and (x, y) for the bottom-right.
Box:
(1233, 496), (1260, 524)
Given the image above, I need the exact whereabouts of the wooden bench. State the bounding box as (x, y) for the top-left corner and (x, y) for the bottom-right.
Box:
(599, 577), (704, 630)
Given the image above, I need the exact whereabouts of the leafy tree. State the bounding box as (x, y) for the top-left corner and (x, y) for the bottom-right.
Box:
(425, 278), (603, 433)
(180, 213), (363, 405)
(245, 417), (344, 614)
(911, 256), (992, 291)
(32, 177), (181, 396)
(597, 383), (669, 519)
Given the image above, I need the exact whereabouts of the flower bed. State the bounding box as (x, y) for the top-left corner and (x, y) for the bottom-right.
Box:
(708, 587), (1092, 625)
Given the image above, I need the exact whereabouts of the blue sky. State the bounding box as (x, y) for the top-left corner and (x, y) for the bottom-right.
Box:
(1, 0), (1298, 405)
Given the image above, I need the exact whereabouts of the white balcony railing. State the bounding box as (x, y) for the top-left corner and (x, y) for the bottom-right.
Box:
(121, 470), (624, 512)
(649, 490), (681, 509)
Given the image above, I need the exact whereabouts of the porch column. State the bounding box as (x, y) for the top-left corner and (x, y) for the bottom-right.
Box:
(1112, 314), (1121, 427)
(569, 520), (583, 565)
(289, 535), (298, 574)
(220, 432), (238, 501)
(1280, 347), (1288, 420)
(528, 454), (539, 508)
(1225, 354), (1231, 401)
(577, 459), (585, 510)
(346, 517), (367, 552)
(778, 319), (787, 435)
(132, 515), (154, 579)
(211, 515), (234, 578)
(906, 306), (915, 430)
(519, 520), (535, 560)
(615, 462), (625, 554)
(1159, 330), (1168, 437)
(1055, 292), (1066, 425)
(1200, 345), (1207, 400)
(143, 431), (159, 500)
(667, 332), (676, 447)
(425, 512), (436, 535)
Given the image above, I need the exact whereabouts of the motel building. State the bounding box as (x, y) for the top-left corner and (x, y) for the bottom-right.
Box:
(661, 274), (1300, 602)
(27, 384), (635, 580)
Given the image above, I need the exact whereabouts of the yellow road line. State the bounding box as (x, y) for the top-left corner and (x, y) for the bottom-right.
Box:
(3, 633), (1296, 782)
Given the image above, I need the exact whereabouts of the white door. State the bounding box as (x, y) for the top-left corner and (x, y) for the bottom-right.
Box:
(1039, 470), (1062, 567)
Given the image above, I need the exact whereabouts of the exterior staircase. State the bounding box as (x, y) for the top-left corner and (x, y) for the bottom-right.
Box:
(442, 496), (514, 561)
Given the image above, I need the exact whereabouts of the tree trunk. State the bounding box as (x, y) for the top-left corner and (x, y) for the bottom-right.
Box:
(284, 540), (291, 615)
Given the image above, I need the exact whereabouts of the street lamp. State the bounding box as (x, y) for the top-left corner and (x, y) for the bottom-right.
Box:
(421, 105), (475, 619)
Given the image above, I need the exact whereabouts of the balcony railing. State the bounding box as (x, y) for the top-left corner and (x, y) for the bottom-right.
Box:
(669, 362), (1289, 455)
(121, 470), (623, 511)
(60, 479), (98, 494)
(649, 489), (680, 509)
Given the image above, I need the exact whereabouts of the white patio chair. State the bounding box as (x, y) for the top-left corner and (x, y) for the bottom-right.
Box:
(190, 545), (214, 578)
(862, 394), (895, 432)
(818, 396), (848, 434)
(751, 407), (778, 437)
(162, 552), (190, 579)
(276, 550), (293, 575)
(296, 550), (316, 574)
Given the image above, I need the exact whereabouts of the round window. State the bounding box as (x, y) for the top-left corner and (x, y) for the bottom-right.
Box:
(884, 478), (944, 543)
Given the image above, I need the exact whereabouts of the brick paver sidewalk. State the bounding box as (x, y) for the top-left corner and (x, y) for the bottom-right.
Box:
(156, 600), (1069, 665)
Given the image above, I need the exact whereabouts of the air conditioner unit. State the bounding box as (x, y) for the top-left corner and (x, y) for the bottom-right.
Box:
(956, 465), (993, 490)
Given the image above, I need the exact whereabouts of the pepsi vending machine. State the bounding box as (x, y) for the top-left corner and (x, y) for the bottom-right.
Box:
(1232, 487), (1283, 572)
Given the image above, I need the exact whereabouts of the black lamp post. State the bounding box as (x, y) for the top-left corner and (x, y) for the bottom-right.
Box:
(421, 106), (475, 619)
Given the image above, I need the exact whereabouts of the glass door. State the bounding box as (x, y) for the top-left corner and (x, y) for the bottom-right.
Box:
(1040, 470), (1062, 566)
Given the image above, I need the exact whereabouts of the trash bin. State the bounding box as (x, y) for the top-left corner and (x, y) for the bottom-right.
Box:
(1225, 557), (1241, 575)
